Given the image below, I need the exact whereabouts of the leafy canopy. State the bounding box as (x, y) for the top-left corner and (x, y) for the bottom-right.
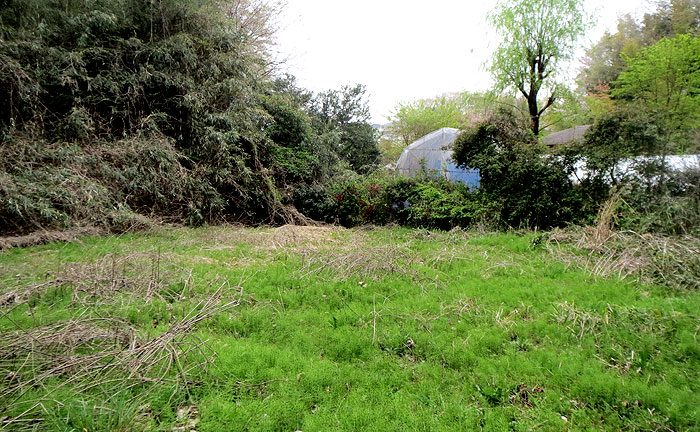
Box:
(487, 0), (589, 135)
(308, 84), (380, 175)
(578, 0), (700, 96)
(452, 109), (581, 228)
(387, 92), (494, 146)
(612, 34), (700, 149)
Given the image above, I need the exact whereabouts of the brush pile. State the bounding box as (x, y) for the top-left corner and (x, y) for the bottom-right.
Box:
(0, 249), (241, 429)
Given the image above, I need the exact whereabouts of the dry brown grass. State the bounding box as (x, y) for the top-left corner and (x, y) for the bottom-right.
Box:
(0, 251), (192, 307)
(552, 301), (604, 342)
(588, 188), (623, 249)
(546, 228), (700, 291)
(545, 188), (699, 290)
(0, 227), (105, 250)
(298, 240), (417, 281)
(184, 224), (345, 252)
(0, 284), (241, 430)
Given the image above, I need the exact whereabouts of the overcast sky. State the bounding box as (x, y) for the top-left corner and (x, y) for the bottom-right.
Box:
(274, 0), (654, 123)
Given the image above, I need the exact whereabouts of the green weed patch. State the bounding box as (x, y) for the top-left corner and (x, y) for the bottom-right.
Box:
(0, 226), (698, 431)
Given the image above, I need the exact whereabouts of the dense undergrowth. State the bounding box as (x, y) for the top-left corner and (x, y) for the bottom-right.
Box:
(0, 226), (698, 431)
(292, 165), (700, 236)
(0, 0), (381, 236)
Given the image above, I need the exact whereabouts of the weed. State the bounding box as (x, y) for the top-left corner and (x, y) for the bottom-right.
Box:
(1, 226), (698, 431)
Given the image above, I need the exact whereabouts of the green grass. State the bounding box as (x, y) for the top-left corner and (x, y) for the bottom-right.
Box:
(1, 226), (699, 431)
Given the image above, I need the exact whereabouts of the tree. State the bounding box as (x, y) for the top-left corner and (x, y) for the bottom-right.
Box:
(308, 84), (380, 174)
(309, 84), (371, 129)
(612, 34), (700, 153)
(388, 94), (471, 146)
(540, 87), (594, 132)
(224, 0), (285, 57)
(487, 0), (589, 135)
(452, 108), (581, 228)
(642, 0), (700, 43)
(579, 108), (663, 184)
(578, 15), (643, 94)
(338, 122), (380, 174)
(577, 1), (700, 98)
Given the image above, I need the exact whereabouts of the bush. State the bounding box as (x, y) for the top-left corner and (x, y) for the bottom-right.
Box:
(0, 137), (224, 234)
(452, 109), (589, 229)
(578, 107), (700, 235)
(616, 168), (700, 235)
(292, 184), (336, 223)
(293, 174), (480, 230)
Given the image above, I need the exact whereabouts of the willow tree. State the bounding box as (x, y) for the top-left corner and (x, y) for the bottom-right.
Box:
(487, 0), (589, 135)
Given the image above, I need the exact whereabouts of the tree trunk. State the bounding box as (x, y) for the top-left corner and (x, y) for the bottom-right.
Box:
(530, 114), (540, 136)
(527, 94), (540, 136)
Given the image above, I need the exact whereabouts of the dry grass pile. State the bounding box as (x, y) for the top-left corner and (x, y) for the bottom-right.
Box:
(298, 240), (417, 281)
(552, 301), (604, 342)
(547, 228), (700, 291)
(0, 227), (106, 250)
(191, 224), (345, 252)
(270, 225), (344, 250)
(544, 189), (700, 290)
(0, 286), (240, 429)
(0, 251), (191, 307)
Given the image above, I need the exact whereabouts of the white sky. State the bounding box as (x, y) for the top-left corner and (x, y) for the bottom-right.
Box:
(274, 0), (654, 123)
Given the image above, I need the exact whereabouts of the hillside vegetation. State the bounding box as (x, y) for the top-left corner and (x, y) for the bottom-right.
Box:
(2, 0), (699, 237)
(0, 0), (380, 235)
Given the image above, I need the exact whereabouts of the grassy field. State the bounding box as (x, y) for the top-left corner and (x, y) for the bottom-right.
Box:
(0, 225), (698, 431)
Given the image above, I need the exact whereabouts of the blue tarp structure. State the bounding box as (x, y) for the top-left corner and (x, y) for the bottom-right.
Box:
(395, 128), (480, 188)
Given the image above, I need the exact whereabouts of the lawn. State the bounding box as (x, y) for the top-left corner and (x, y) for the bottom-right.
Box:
(0, 225), (698, 431)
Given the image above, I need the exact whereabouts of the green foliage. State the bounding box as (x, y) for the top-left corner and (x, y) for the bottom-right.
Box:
(578, 15), (643, 94)
(405, 181), (478, 230)
(453, 109), (586, 228)
(262, 91), (318, 184)
(387, 93), (492, 146)
(0, 137), (225, 234)
(612, 34), (700, 153)
(579, 108), (664, 183)
(487, 0), (590, 135)
(0, 0), (382, 234)
(308, 84), (381, 174)
(578, 0), (700, 107)
(294, 174), (479, 230)
(309, 84), (371, 129)
(540, 88), (594, 132)
(0, 0), (287, 231)
(617, 168), (700, 235)
(292, 184), (336, 222)
(338, 122), (381, 174)
(574, 105), (700, 235)
(641, 0), (700, 42)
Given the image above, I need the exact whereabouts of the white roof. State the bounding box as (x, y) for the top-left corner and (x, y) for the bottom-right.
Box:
(544, 125), (591, 146)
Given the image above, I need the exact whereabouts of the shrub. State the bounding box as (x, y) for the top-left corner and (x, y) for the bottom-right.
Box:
(292, 184), (336, 223)
(616, 167), (700, 235)
(0, 137), (224, 234)
(294, 174), (480, 230)
(452, 109), (588, 229)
